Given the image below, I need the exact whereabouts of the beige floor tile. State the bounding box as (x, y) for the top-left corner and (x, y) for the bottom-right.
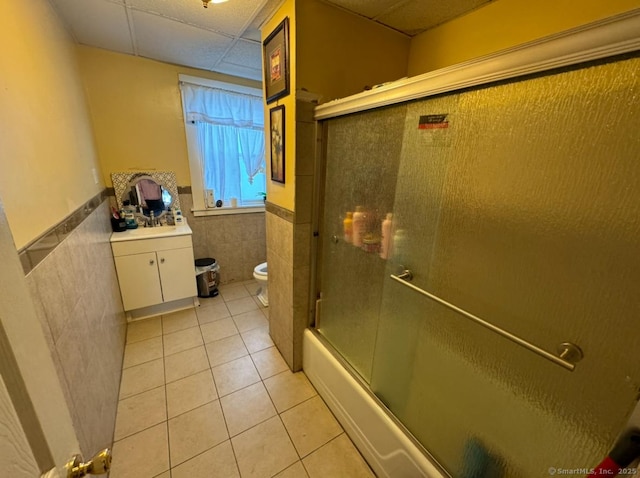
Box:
(196, 294), (224, 307)
(164, 345), (209, 383)
(205, 334), (248, 367)
(261, 307), (269, 319)
(163, 326), (203, 356)
(211, 356), (261, 397)
(168, 401), (228, 466)
(264, 371), (317, 413)
(123, 336), (163, 369)
(303, 434), (374, 478)
(220, 382), (277, 437)
(153, 472), (170, 478)
(196, 302), (231, 324)
(119, 358), (164, 399)
(162, 308), (198, 335)
(226, 296), (258, 316)
(243, 279), (259, 296)
(253, 295), (268, 310)
(110, 423), (169, 478)
(273, 461), (309, 478)
(114, 387), (167, 440)
(166, 369), (218, 419)
(240, 326), (274, 353)
(231, 416), (298, 478)
(171, 441), (240, 478)
(232, 309), (268, 333)
(220, 283), (250, 301)
(281, 396), (343, 457)
(200, 317), (238, 344)
(251, 347), (289, 379)
(126, 317), (162, 344)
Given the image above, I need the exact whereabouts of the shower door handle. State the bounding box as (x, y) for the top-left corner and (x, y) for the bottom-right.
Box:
(390, 271), (583, 371)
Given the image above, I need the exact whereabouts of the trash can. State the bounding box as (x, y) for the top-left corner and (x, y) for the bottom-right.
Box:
(195, 258), (219, 298)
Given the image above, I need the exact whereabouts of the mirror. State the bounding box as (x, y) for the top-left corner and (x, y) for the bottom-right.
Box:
(124, 175), (172, 216)
(111, 171), (181, 214)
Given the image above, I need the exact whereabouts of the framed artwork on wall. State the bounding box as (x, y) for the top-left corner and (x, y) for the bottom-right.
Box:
(263, 17), (290, 104)
(270, 105), (285, 183)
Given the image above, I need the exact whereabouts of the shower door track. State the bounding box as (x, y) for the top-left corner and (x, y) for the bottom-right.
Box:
(390, 272), (583, 371)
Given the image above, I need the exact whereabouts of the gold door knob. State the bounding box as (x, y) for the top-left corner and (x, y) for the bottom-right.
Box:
(66, 448), (112, 478)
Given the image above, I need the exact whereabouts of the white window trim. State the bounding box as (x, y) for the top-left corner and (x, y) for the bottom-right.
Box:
(179, 74), (265, 216)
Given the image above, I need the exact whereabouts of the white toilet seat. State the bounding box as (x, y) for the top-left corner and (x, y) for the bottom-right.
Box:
(254, 262), (268, 277)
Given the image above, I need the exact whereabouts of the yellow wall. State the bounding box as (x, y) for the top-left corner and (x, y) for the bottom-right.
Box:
(0, 2), (103, 250)
(263, 0), (297, 212)
(408, 0), (640, 76)
(297, 0), (409, 102)
(77, 47), (261, 188)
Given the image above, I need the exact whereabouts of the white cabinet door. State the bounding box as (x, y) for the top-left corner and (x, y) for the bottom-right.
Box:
(158, 247), (197, 303)
(114, 252), (163, 310)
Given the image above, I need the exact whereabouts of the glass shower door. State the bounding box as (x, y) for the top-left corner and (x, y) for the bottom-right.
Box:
(370, 56), (640, 476)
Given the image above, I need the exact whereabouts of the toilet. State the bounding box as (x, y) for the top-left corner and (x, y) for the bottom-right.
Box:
(253, 262), (268, 307)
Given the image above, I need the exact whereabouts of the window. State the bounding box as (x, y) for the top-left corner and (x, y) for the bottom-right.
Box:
(180, 75), (265, 214)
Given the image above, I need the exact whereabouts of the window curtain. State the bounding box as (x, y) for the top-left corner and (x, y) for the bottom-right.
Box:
(181, 82), (265, 201)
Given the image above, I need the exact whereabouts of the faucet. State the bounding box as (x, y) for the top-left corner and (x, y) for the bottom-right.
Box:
(149, 210), (155, 227)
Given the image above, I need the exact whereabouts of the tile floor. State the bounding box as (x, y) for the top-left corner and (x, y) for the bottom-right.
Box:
(109, 280), (375, 478)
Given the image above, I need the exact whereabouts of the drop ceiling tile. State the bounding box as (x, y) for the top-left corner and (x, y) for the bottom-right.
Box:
(223, 40), (262, 69)
(50, 0), (134, 53)
(244, 0), (282, 41)
(376, 0), (491, 35)
(132, 10), (233, 70)
(129, 0), (266, 37)
(215, 62), (262, 82)
(325, 0), (407, 19)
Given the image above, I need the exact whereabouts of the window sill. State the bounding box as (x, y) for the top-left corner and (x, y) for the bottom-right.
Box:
(192, 205), (265, 217)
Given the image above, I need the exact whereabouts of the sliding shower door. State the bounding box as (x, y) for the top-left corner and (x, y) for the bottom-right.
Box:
(317, 55), (640, 477)
(316, 104), (407, 381)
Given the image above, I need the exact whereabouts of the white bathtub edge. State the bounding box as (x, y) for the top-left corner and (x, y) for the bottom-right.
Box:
(303, 329), (446, 478)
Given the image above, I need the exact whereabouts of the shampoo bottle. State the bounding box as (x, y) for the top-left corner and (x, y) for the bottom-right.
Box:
(352, 206), (365, 247)
(343, 212), (353, 243)
(379, 213), (393, 259)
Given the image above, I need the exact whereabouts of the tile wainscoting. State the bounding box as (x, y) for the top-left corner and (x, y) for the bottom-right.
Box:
(179, 194), (266, 285)
(24, 200), (126, 457)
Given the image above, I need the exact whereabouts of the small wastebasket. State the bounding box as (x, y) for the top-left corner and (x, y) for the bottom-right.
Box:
(195, 258), (219, 298)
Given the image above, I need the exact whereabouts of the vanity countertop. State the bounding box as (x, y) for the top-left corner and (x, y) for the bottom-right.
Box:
(110, 223), (193, 243)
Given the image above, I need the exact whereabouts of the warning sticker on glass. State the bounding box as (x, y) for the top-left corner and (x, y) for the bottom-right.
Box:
(418, 114), (449, 129)
(418, 114), (451, 146)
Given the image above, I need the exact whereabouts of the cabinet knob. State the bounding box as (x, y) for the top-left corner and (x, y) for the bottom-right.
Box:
(149, 259), (155, 266)
(160, 258), (165, 264)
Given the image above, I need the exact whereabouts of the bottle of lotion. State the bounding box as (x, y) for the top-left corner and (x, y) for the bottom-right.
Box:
(379, 213), (393, 259)
(343, 212), (353, 243)
(352, 206), (365, 247)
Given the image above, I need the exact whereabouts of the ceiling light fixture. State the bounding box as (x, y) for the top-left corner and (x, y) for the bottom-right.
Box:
(202, 0), (228, 7)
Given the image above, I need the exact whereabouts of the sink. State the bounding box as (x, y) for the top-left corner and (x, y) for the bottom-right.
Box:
(110, 224), (192, 242)
(129, 226), (177, 236)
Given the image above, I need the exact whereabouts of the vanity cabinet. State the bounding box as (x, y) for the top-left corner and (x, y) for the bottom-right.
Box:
(111, 234), (196, 312)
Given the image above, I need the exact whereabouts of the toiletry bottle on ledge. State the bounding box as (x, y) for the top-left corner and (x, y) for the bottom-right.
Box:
(122, 200), (137, 229)
(174, 207), (184, 225)
(380, 213), (393, 259)
(343, 212), (353, 243)
(352, 206), (365, 247)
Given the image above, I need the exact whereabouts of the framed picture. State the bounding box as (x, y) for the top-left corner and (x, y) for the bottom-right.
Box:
(270, 105), (285, 183)
(263, 18), (290, 104)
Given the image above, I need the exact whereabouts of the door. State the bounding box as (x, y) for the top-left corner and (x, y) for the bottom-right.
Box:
(368, 56), (640, 476)
(0, 199), (81, 477)
(158, 247), (197, 303)
(114, 252), (163, 310)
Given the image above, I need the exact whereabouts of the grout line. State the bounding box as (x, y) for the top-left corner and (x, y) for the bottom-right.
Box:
(162, 325), (172, 476)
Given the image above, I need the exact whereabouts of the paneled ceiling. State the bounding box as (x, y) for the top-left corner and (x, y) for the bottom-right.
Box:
(48, 0), (491, 82)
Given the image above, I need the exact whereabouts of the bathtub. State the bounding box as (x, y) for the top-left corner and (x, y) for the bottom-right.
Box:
(302, 329), (448, 478)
